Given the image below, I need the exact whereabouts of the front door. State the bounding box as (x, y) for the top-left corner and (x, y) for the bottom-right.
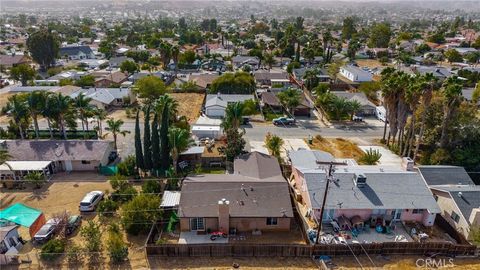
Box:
(393, 209), (402, 221)
(190, 218), (205, 231)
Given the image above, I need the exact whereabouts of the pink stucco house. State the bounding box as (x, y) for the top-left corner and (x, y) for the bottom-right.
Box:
(288, 150), (440, 228)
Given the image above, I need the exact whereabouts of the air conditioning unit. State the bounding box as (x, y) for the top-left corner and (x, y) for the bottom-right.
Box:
(353, 173), (367, 188)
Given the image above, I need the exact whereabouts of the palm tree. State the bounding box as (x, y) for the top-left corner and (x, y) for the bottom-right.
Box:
(49, 93), (73, 139)
(265, 134), (284, 158)
(5, 94), (28, 139)
(329, 96), (348, 121)
(0, 150), (11, 164)
(43, 93), (57, 139)
(105, 118), (130, 150)
(439, 76), (463, 148)
(222, 102), (244, 130)
(74, 93), (93, 135)
(277, 88), (301, 116)
(347, 100), (362, 120)
(168, 127), (194, 174)
(154, 95), (178, 123)
(26, 91), (47, 139)
(93, 108), (107, 138)
(171, 45), (180, 75)
(263, 53), (276, 70)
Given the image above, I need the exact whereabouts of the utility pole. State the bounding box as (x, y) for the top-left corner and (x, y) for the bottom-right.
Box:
(315, 161), (346, 245)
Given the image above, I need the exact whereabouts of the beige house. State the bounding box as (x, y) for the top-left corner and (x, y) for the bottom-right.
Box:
(178, 152), (293, 233)
(1, 140), (114, 172)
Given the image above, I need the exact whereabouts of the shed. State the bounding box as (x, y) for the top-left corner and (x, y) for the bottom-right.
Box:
(192, 125), (221, 140)
(160, 191), (181, 209)
(0, 203), (46, 237)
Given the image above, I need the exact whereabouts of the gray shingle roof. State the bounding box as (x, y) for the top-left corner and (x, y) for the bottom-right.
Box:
(331, 91), (376, 108)
(418, 166), (475, 186)
(432, 185), (480, 224)
(4, 140), (113, 162)
(289, 150), (334, 171)
(304, 171), (440, 213)
(233, 152), (282, 179)
(59, 46), (94, 57)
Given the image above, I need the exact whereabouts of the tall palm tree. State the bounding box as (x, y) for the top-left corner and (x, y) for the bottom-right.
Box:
(49, 93), (73, 139)
(265, 134), (284, 158)
(413, 73), (437, 162)
(27, 91), (47, 139)
(168, 127), (194, 174)
(93, 108), (107, 138)
(263, 53), (276, 70)
(403, 77), (422, 157)
(171, 45), (180, 75)
(105, 118), (130, 150)
(222, 102), (244, 130)
(380, 67), (396, 142)
(74, 93), (93, 135)
(43, 93), (57, 139)
(347, 100), (362, 120)
(277, 88), (301, 116)
(439, 76), (463, 148)
(329, 96), (349, 121)
(5, 94), (28, 139)
(154, 94), (178, 123)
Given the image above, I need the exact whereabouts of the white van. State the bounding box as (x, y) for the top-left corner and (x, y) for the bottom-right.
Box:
(375, 106), (386, 122)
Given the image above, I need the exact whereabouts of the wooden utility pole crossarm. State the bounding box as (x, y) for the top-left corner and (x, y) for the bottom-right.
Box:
(315, 161), (346, 245)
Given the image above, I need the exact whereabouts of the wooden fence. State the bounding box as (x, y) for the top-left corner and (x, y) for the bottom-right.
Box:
(146, 242), (476, 257)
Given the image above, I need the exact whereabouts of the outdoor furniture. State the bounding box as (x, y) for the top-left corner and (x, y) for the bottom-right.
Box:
(350, 215), (364, 230)
(337, 215), (352, 230)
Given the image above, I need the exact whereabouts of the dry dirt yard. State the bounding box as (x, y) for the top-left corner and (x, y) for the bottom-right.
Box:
(170, 92), (204, 123)
(0, 173), (149, 269)
(307, 136), (365, 162)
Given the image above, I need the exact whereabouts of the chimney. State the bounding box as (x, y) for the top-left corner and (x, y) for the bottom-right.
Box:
(401, 157), (414, 171)
(469, 208), (480, 226)
(218, 198), (230, 233)
(353, 173), (367, 188)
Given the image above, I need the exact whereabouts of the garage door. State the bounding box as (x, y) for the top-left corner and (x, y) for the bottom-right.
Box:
(206, 108), (225, 117)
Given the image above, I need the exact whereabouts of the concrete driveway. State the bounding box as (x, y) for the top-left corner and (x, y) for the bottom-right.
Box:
(179, 231), (228, 244)
(358, 145), (403, 166)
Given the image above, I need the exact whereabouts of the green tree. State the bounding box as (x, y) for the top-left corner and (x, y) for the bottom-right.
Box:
(224, 128), (246, 162)
(472, 84), (480, 104)
(222, 102), (244, 130)
(40, 239), (65, 261)
(265, 133), (284, 158)
(74, 75), (95, 87)
(26, 91), (47, 138)
(10, 64), (36, 86)
(142, 180), (161, 194)
(74, 93), (93, 134)
(134, 110), (144, 171)
(210, 72), (255, 94)
(105, 118), (130, 150)
(368, 23), (392, 48)
(120, 60), (139, 75)
(26, 30), (59, 70)
(25, 171), (46, 188)
(359, 148), (382, 165)
(465, 52), (480, 65)
(106, 224), (128, 263)
(151, 112), (161, 170)
(143, 105), (152, 171)
(277, 88), (301, 115)
(444, 49), (463, 63)
(5, 94), (29, 139)
(117, 155), (136, 176)
(132, 76), (167, 102)
(80, 220), (102, 252)
(121, 194), (162, 235)
(342, 17), (357, 40)
(168, 127), (194, 174)
(179, 50), (196, 64)
(159, 97), (171, 173)
(439, 77), (463, 148)
(263, 53), (276, 70)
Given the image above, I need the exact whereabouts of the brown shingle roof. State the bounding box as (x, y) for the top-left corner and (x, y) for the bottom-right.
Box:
(3, 140), (113, 162)
(0, 55), (30, 66)
(233, 152), (282, 179)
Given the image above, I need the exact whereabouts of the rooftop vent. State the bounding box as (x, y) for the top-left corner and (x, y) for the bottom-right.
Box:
(458, 192), (463, 198)
(353, 173), (367, 188)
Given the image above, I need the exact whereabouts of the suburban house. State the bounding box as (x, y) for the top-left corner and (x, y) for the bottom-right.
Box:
(94, 71), (128, 88)
(204, 94), (254, 118)
(59, 45), (95, 60)
(261, 92), (312, 117)
(232, 56), (260, 70)
(0, 225), (23, 257)
(70, 87), (135, 110)
(178, 152), (293, 233)
(188, 74), (220, 90)
(1, 140), (115, 172)
(418, 165), (479, 240)
(339, 65), (373, 83)
(292, 68), (331, 87)
(254, 70), (290, 87)
(461, 87), (480, 106)
(0, 54), (31, 68)
(289, 150), (440, 227)
(109, 56), (134, 68)
(130, 71), (174, 84)
(331, 91), (377, 115)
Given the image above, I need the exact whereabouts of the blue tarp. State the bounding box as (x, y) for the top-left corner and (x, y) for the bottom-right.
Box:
(0, 203), (42, 227)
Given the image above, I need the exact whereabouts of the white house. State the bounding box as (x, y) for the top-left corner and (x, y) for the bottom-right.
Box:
(204, 94), (254, 118)
(340, 65), (373, 82)
(59, 46), (95, 60)
(0, 225), (23, 258)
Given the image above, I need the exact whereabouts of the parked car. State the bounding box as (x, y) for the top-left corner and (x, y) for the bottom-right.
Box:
(272, 117), (295, 126)
(34, 219), (59, 243)
(66, 215), (82, 235)
(79, 191), (104, 212)
(352, 115), (363, 122)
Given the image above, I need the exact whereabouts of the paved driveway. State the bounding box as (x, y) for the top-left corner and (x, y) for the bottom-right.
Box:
(358, 145), (403, 166)
(179, 231), (228, 244)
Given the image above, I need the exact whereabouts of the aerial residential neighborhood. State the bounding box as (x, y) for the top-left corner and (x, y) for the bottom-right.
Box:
(0, 0), (480, 269)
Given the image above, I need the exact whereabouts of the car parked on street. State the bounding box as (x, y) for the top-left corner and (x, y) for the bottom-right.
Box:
(273, 117), (295, 126)
(79, 191), (104, 212)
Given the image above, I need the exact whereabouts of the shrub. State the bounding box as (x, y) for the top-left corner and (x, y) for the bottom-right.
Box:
(121, 194), (162, 235)
(40, 239), (65, 261)
(97, 198), (119, 217)
(358, 148), (382, 165)
(117, 155), (136, 176)
(142, 180), (161, 194)
(111, 186), (138, 204)
(80, 221), (102, 252)
(107, 224), (129, 263)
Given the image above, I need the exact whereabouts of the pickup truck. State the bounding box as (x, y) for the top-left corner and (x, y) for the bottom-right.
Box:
(272, 117), (295, 126)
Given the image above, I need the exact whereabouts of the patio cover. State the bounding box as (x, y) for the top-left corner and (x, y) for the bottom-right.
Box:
(0, 161), (52, 172)
(160, 191), (181, 208)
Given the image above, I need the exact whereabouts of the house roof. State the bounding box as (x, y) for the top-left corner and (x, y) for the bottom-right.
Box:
(232, 55), (260, 64)
(96, 71), (127, 84)
(233, 152), (283, 179)
(0, 54), (29, 66)
(331, 91), (376, 108)
(289, 150), (334, 171)
(261, 92), (281, 106)
(0, 225), (18, 240)
(431, 185), (480, 224)
(341, 65), (373, 78)
(179, 178), (293, 218)
(206, 94), (254, 104)
(205, 96), (228, 108)
(160, 191), (181, 208)
(3, 140), (113, 162)
(461, 88), (480, 105)
(304, 171), (440, 212)
(417, 165), (475, 186)
(109, 56), (134, 66)
(189, 74), (219, 88)
(70, 88), (131, 105)
(254, 70), (289, 82)
(59, 45), (94, 57)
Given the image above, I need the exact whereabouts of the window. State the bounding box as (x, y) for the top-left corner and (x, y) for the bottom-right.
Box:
(81, 160), (91, 164)
(190, 218), (205, 231)
(266, 217), (278, 226)
(451, 211), (460, 223)
(412, 209), (424, 214)
(8, 237), (17, 247)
